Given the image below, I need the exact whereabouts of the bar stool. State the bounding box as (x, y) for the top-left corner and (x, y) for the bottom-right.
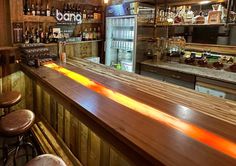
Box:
(0, 91), (22, 114)
(25, 154), (67, 166)
(0, 109), (37, 165)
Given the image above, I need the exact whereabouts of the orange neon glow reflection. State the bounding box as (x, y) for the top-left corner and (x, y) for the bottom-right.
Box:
(44, 63), (236, 159)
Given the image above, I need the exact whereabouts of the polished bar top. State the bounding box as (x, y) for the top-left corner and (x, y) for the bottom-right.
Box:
(141, 60), (236, 84)
(21, 59), (236, 165)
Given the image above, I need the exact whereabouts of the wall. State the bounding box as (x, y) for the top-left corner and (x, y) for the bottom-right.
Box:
(0, 0), (12, 46)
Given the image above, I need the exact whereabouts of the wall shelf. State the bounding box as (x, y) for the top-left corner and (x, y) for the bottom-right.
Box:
(155, 23), (226, 27)
(23, 15), (57, 23)
(64, 39), (103, 45)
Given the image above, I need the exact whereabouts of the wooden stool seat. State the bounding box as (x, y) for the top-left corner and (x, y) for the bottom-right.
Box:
(0, 109), (35, 136)
(0, 91), (21, 108)
(26, 154), (67, 166)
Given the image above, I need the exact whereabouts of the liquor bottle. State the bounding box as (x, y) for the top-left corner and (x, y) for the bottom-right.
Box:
(48, 26), (53, 43)
(90, 9), (94, 19)
(89, 28), (93, 40)
(82, 28), (87, 41)
(72, 4), (76, 13)
(97, 7), (102, 20)
(67, 4), (71, 13)
(24, 26), (29, 43)
(208, 4), (222, 24)
(94, 7), (99, 20)
(40, 3), (46, 16)
(24, 0), (29, 15)
(63, 3), (67, 14)
(97, 27), (101, 39)
(46, 4), (50, 16)
(83, 8), (87, 19)
(31, 4), (35, 16)
(184, 6), (194, 24)
(85, 28), (90, 40)
(51, 6), (56, 16)
(39, 26), (44, 43)
(77, 5), (81, 15)
(195, 11), (205, 24)
(45, 32), (49, 43)
(36, 3), (40, 15)
(93, 27), (97, 40)
(36, 28), (40, 43)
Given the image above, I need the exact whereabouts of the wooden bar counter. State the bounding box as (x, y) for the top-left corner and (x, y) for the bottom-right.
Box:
(20, 59), (236, 166)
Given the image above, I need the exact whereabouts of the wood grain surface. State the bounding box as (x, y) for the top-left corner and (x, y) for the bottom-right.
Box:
(20, 60), (236, 165)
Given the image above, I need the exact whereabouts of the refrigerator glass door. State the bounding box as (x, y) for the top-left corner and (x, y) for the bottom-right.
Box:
(105, 16), (137, 72)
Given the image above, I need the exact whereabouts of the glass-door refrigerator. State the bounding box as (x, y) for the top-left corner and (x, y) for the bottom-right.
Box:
(105, 2), (138, 72)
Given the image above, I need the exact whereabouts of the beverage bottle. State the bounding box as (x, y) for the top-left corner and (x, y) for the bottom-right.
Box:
(67, 4), (71, 13)
(82, 28), (87, 41)
(24, 0), (30, 15)
(94, 7), (98, 20)
(63, 3), (67, 14)
(24, 26), (29, 43)
(97, 7), (101, 20)
(93, 28), (97, 40)
(40, 3), (45, 16)
(36, 28), (40, 43)
(31, 4), (35, 16)
(46, 4), (51, 16)
(39, 26), (45, 43)
(89, 28), (93, 40)
(36, 3), (40, 15)
(97, 27), (101, 39)
(83, 8), (87, 19)
(85, 28), (89, 40)
(51, 6), (56, 16)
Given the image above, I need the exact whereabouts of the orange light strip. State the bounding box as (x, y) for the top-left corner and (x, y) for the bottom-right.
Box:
(45, 63), (236, 159)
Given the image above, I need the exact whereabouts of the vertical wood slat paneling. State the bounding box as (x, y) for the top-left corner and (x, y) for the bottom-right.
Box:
(80, 122), (89, 165)
(1, 72), (133, 166)
(43, 90), (51, 123)
(11, 71), (25, 110)
(2, 71), (12, 92)
(0, 70), (29, 115)
(100, 140), (110, 166)
(57, 103), (65, 140)
(24, 73), (33, 110)
(64, 109), (71, 147)
(70, 114), (79, 155)
(88, 131), (101, 166)
(34, 84), (133, 166)
(36, 85), (42, 115)
(50, 98), (58, 131)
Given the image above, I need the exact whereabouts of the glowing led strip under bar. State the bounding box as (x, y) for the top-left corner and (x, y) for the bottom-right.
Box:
(44, 63), (236, 159)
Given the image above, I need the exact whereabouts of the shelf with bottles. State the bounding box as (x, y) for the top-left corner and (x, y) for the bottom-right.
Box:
(137, 22), (155, 27)
(109, 18), (136, 27)
(23, 15), (57, 23)
(157, 0), (227, 7)
(137, 36), (154, 41)
(112, 29), (135, 41)
(82, 19), (103, 24)
(23, 0), (103, 24)
(155, 23), (226, 27)
(111, 40), (134, 51)
(154, 1), (236, 28)
(63, 39), (103, 45)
